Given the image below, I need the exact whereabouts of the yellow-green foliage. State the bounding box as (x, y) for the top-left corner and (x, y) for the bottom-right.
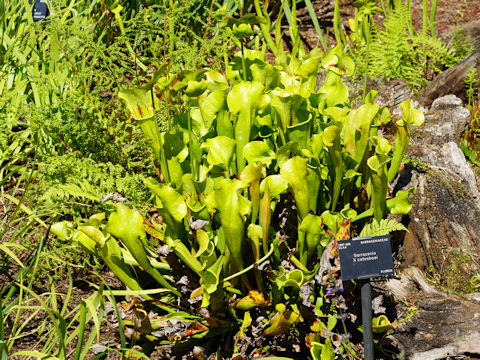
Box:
(350, 4), (465, 91)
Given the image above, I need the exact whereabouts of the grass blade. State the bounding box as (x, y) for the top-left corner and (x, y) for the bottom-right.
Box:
(15, 283), (67, 358)
(73, 301), (87, 360)
(0, 300), (7, 360)
(304, 0), (328, 50)
(0, 244), (25, 269)
(103, 286), (126, 359)
(1, 194), (48, 229)
(83, 285), (104, 343)
(10, 351), (60, 359)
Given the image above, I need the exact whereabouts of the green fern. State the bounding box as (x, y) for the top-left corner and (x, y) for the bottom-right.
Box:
(465, 67), (479, 107)
(359, 219), (407, 237)
(37, 154), (150, 215)
(369, 4), (425, 89)
(41, 183), (102, 203)
(349, 3), (466, 91)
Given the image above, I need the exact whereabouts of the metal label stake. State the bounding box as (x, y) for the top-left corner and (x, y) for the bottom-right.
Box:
(361, 279), (374, 360)
(337, 234), (395, 359)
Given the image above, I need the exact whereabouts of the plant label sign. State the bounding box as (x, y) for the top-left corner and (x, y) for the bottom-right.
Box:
(29, 0), (50, 22)
(338, 235), (394, 281)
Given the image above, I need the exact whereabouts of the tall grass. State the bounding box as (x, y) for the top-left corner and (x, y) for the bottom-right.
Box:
(0, 0), (237, 357)
(0, 169), (134, 358)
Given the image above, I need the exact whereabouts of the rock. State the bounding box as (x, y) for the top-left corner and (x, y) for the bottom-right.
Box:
(412, 95), (470, 145)
(418, 50), (480, 107)
(408, 95), (479, 200)
(411, 335), (480, 360)
(409, 94), (479, 196)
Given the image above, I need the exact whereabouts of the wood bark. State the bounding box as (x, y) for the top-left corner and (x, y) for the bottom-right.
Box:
(376, 96), (480, 357)
(376, 267), (480, 359)
(418, 50), (480, 107)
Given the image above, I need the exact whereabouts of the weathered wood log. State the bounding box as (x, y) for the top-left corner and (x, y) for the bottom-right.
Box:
(418, 50), (480, 107)
(417, 20), (480, 107)
(376, 267), (480, 359)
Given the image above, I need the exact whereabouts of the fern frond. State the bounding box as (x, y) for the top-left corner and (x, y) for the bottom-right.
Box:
(41, 182), (101, 203)
(37, 154), (149, 214)
(348, 2), (464, 91)
(413, 35), (464, 68)
(359, 219), (407, 237)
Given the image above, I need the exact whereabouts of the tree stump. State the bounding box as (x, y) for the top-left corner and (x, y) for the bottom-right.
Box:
(396, 95), (480, 285)
(377, 95), (480, 358)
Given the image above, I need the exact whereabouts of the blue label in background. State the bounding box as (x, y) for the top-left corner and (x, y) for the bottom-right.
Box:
(30, 0), (50, 22)
(338, 235), (395, 281)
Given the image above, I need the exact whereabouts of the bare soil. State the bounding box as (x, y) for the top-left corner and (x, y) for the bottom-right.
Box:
(295, 0), (480, 52)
